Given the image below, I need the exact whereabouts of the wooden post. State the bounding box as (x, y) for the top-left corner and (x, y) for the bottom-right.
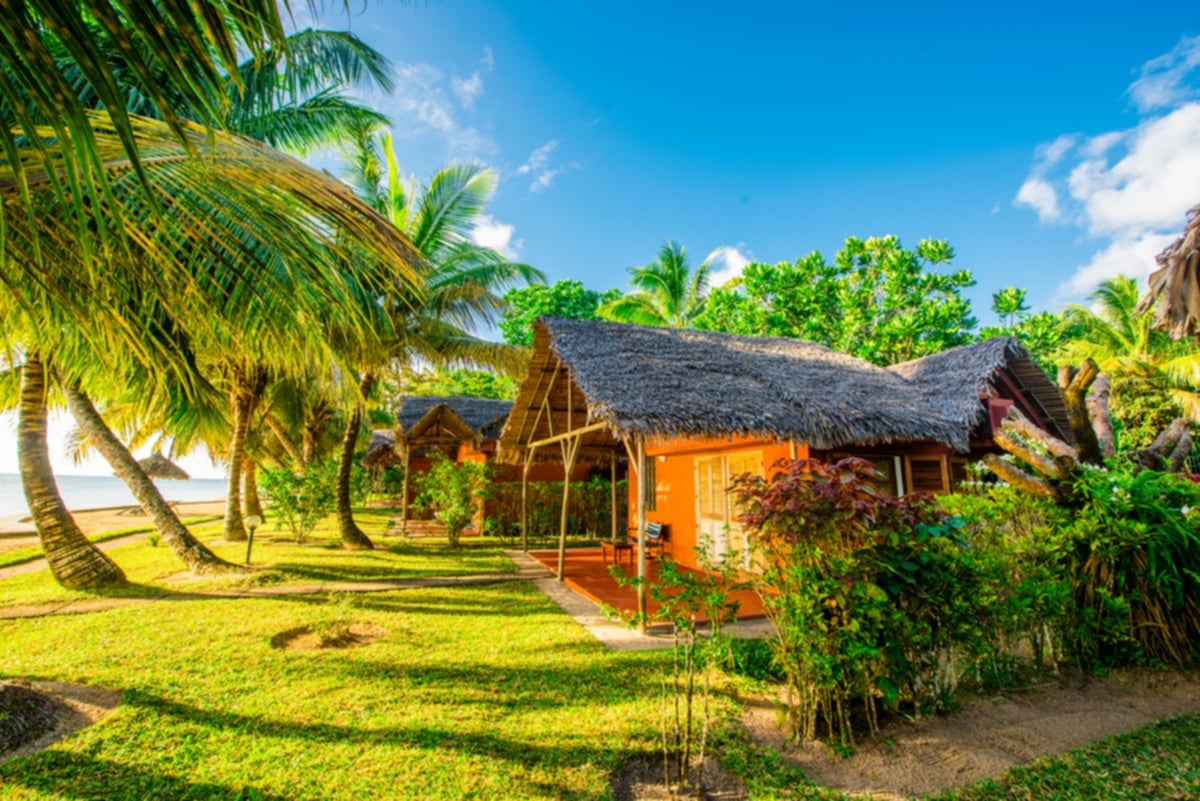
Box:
(556, 435), (581, 581)
(635, 439), (648, 634)
(521, 449), (533, 552)
(610, 450), (618, 544)
(399, 442), (411, 534)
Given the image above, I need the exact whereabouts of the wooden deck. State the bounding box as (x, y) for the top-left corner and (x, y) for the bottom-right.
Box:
(527, 547), (766, 623)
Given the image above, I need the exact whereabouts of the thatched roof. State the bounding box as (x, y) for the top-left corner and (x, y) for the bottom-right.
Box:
(136, 452), (189, 480)
(361, 430), (400, 468)
(500, 319), (1073, 462)
(1142, 204), (1200, 340)
(503, 319), (983, 460)
(397, 396), (513, 445)
(889, 337), (1073, 444)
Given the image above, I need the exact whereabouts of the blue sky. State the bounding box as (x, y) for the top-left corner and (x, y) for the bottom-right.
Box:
(296, 0), (1200, 319)
(5, 1), (1200, 479)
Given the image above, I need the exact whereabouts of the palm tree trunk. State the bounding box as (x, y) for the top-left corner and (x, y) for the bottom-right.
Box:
(243, 456), (263, 518)
(336, 371), (375, 550)
(18, 355), (125, 589)
(263, 412), (304, 465)
(63, 382), (241, 575)
(224, 365), (268, 542)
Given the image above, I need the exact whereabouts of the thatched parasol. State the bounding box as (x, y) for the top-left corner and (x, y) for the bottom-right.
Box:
(136, 452), (190, 480)
(1141, 204), (1200, 340)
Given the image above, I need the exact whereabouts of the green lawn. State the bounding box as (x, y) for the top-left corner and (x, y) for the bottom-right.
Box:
(2, 508), (1198, 799)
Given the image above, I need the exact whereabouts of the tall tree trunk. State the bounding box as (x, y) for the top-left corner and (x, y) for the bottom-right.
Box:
(336, 371), (375, 550)
(18, 355), (125, 589)
(63, 382), (241, 575)
(224, 365), (268, 542)
(243, 456), (263, 518)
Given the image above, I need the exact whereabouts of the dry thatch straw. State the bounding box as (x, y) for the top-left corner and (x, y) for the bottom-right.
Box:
(135, 452), (189, 481)
(889, 337), (1072, 445)
(361, 430), (400, 468)
(501, 319), (1069, 462)
(1141, 204), (1200, 341)
(398, 397), (514, 443)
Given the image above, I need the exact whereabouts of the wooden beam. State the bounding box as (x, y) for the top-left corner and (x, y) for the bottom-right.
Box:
(556, 433), (583, 581)
(526, 421), (610, 450)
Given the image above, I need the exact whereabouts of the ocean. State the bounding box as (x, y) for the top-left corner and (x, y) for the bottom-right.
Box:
(0, 473), (226, 519)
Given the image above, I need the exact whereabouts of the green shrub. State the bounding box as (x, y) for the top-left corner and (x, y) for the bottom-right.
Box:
(260, 461), (337, 543)
(412, 455), (490, 548)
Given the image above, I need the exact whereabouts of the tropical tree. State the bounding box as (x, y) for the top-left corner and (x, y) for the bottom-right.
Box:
(992, 286), (1030, 329)
(1061, 276), (1200, 449)
(499, 279), (621, 347)
(2, 114), (418, 586)
(599, 240), (713, 328)
(699, 236), (977, 365)
(332, 128), (542, 549)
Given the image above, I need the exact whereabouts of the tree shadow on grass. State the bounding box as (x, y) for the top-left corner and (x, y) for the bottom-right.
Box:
(84, 688), (639, 799)
(0, 750), (294, 801)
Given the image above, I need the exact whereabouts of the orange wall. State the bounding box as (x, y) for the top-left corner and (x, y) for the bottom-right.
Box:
(628, 435), (808, 571)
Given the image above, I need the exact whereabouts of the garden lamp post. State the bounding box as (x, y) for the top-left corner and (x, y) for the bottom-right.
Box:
(244, 515), (263, 564)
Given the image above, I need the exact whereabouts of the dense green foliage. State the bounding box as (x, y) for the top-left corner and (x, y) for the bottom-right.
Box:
(734, 455), (1200, 750)
(486, 477), (627, 542)
(499, 279), (621, 347)
(700, 236), (977, 365)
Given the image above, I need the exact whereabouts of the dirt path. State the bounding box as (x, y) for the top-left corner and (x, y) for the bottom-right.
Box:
(740, 669), (1200, 799)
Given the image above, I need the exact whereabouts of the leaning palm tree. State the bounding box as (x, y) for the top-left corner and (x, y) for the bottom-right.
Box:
(332, 128), (544, 548)
(1141, 204), (1200, 342)
(42, 21), (397, 544)
(2, 113), (419, 587)
(598, 240), (713, 328)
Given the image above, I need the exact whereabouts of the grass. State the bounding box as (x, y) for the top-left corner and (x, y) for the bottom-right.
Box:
(0, 507), (516, 608)
(2, 505), (1199, 799)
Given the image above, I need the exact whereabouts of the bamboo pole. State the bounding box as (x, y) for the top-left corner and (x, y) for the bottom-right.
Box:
(556, 435), (581, 581)
(636, 439), (648, 634)
(610, 450), (618, 544)
(521, 449), (533, 552)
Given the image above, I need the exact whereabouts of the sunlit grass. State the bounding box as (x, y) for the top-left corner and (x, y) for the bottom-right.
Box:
(0, 581), (669, 800)
(0, 507), (515, 608)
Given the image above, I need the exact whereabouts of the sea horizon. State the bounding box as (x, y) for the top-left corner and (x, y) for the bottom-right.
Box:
(0, 473), (226, 519)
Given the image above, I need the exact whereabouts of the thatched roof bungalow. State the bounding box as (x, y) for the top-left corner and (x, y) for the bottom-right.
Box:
(498, 318), (1069, 619)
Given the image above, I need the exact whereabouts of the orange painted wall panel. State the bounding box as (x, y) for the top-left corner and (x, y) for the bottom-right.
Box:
(628, 435), (807, 571)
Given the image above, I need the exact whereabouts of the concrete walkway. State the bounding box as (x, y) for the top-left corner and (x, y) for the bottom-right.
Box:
(0, 546), (773, 651)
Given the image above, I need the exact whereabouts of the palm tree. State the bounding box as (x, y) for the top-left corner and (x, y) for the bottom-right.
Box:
(1062, 276), (1200, 447)
(332, 129), (544, 548)
(992, 286), (1030, 329)
(2, 113), (419, 586)
(598, 240), (713, 328)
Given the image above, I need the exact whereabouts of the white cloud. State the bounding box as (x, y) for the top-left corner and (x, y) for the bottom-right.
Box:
(515, 140), (558, 175)
(1128, 35), (1200, 112)
(470, 214), (522, 259)
(1015, 177), (1061, 222)
(1056, 231), (1177, 301)
(368, 62), (498, 161)
(513, 140), (579, 193)
(450, 47), (495, 110)
(1015, 41), (1200, 300)
(451, 73), (483, 109)
(707, 245), (751, 287)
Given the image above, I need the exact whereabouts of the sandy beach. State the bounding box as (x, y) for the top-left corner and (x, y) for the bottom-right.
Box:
(0, 500), (226, 554)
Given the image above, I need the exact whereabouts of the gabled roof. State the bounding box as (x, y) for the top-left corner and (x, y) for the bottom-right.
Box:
(397, 396), (513, 442)
(499, 319), (1072, 462)
(361, 430), (400, 467)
